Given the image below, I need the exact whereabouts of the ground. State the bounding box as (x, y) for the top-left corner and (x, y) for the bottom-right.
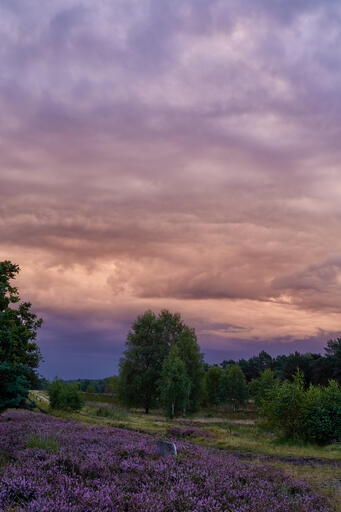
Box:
(29, 390), (341, 511)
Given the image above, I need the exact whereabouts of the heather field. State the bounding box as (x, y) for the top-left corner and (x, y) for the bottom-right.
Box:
(0, 411), (333, 512)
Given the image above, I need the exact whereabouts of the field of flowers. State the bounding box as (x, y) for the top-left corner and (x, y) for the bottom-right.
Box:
(0, 411), (332, 512)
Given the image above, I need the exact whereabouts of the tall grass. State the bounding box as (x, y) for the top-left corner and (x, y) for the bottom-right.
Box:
(26, 433), (59, 453)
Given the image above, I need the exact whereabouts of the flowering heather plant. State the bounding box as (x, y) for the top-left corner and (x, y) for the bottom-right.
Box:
(0, 411), (332, 511)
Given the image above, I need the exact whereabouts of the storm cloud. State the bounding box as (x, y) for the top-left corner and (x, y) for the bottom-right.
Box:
(1, 0), (341, 377)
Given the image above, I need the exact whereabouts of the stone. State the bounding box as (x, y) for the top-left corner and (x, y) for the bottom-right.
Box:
(157, 439), (177, 457)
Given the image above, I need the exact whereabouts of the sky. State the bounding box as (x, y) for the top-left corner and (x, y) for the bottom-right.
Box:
(1, 0), (341, 379)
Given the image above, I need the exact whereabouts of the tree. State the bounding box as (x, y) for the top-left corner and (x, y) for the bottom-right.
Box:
(48, 378), (84, 412)
(260, 370), (341, 444)
(325, 338), (341, 384)
(119, 310), (204, 413)
(260, 369), (305, 440)
(159, 345), (190, 418)
(249, 368), (277, 408)
(0, 363), (32, 414)
(176, 325), (204, 411)
(119, 310), (164, 413)
(221, 364), (248, 411)
(0, 261), (42, 413)
(205, 366), (224, 406)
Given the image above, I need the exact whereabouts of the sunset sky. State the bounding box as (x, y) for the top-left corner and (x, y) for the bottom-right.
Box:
(1, 0), (341, 378)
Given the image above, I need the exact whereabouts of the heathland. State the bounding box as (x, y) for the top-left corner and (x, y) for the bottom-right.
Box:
(25, 389), (341, 511)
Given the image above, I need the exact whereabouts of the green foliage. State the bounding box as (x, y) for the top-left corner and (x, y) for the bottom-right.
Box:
(159, 345), (191, 418)
(0, 261), (42, 375)
(105, 376), (119, 395)
(119, 310), (162, 413)
(260, 369), (341, 444)
(220, 364), (248, 411)
(86, 384), (96, 393)
(94, 406), (127, 421)
(325, 337), (341, 383)
(176, 326), (204, 412)
(302, 380), (341, 444)
(0, 362), (31, 413)
(26, 433), (58, 453)
(260, 370), (305, 440)
(249, 369), (277, 408)
(205, 366), (224, 406)
(119, 310), (204, 413)
(237, 351), (273, 381)
(0, 261), (42, 413)
(48, 379), (84, 412)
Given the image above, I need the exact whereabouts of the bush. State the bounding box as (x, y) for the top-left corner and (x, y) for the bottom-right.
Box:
(48, 379), (84, 412)
(260, 370), (341, 444)
(260, 371), (305, 440)
(302, 380), (341, 444)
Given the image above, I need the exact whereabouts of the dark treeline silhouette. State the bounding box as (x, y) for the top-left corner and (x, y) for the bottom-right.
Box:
(221, 339), (341, 386)
(38, 338), (341, 392)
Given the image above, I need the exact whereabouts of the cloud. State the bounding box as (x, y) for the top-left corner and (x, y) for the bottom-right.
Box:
(272, 255), (341, 312)
(1, 0), (341, 375)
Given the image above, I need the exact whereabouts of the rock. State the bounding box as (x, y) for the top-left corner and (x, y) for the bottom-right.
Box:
(157, 440), (177, 457)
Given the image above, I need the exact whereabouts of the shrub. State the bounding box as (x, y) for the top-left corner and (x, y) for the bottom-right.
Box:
(94, 406), (127, 421)
(260, 370), (341, 444)
(260, 371), (305, 440)
(302, 380), (341, 444)
(48, 379), (84, 412)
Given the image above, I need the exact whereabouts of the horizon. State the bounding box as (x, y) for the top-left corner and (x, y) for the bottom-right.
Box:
(1, 0), (341, 379)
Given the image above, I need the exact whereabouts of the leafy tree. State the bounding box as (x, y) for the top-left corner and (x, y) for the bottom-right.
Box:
(260, 369), (306, 440)
(220, 359), (236, 370)
(0, 261), (42, 413)
(176, 325), (204, 411)
(159, 345), (190, 418)
(205, 366), (224, 406)
(119, 310), (204, 413)
(119, 310), (164, 413)
(48, 378), (84, 412)
(221, 364), (248, 411)
(249, 368), (277, 408)
(86, 384), (96, 393)
(325, 338), (341, 384)
(0, 363), (32, 414)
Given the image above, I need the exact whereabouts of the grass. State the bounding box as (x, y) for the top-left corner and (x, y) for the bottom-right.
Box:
(261, 461), (341, 512)
(26, 433), (59, 453)
(29, 391), (341, 460)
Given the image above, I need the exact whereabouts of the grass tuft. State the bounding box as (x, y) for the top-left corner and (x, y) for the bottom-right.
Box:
(26, 433), (59, 453)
